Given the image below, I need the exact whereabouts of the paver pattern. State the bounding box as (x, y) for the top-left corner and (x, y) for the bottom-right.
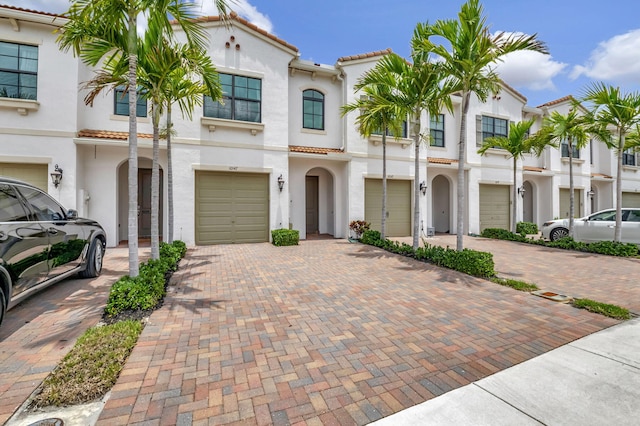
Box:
(0, 248), (138, 424)
(423, 234), (640, 314)
(97, 240), (616, 425)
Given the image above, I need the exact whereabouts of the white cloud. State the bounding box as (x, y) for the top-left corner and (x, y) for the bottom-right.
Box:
(196, 0), (273, 34)
(570, 29), (640, 84)
(489, 31), (567, 91)
(495, 50), (567, 91)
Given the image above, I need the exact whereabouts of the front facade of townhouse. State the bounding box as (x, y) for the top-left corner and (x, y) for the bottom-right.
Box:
(2, 6), (640, 248)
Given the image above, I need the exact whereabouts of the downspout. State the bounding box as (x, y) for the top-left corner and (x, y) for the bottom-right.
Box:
(335, 64), (348, 238)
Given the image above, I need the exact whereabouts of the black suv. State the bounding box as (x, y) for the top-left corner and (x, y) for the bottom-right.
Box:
(0, 177), (106, 327)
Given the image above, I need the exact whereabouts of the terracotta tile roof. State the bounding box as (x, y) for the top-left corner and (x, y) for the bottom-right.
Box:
(592, 173), (613, 179)
(337, 48), (393, 63)
(77, 129), (154, 140)
(537, 95), (575, 108)
(194, 12), (298, 53)
(523, 166), (545, 172)
(0, 4), (63, 18)
(428, 157), (458, 165)
(289, 145), (344, 155)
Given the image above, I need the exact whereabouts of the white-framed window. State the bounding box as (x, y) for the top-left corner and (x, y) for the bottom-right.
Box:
(0, 41), (37, 100)
(303, 89), (324, 130)
(204, 73), (262, 123)
(114, 86), (148, 117)
(430, 114), (445, 147)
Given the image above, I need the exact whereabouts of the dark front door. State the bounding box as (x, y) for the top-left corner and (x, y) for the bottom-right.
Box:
(138, 169), (162, 239)
(306, 176), (319, 234)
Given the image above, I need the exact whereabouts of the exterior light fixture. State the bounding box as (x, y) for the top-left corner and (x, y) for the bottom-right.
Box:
(419, 181), (427, 195)
(587, 188), (595, 199)
(277, 174), (285, 192)
(50, 164), (63, 188)
(517, 184), (526, 198)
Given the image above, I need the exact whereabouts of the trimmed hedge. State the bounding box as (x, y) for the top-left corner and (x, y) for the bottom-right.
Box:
(271, 228), (299, 246)
(516, 221), (538, 236)
(104, 240), (187, 317)
(360, 230), (495, 277)
(480, 228), (639, 257)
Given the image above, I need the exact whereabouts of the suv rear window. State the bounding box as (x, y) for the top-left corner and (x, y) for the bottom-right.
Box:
(0, 184), (30, 222)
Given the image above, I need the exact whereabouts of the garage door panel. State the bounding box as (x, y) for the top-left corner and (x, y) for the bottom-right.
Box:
(195, 171), (269, 245)
(479, 184), (509, 231)
(0, 163), (48, 191)
(622, 193), (640, 208)
(365, 179), (411, 237)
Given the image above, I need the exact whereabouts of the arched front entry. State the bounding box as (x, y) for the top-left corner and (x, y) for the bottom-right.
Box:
(432, 175), (450, 233)
(522, 180), (534, 223)
(117, 158), (163, 244)
(305, 167), (334, 237)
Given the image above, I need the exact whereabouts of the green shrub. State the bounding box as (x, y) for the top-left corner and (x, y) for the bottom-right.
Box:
(105, 240), (187, 317)
(360, 230), (495, 278)
(480, 228), (527, 242)
(516, 221), (538, 236)
(271, 228), (299, 246)
(584, 240), (639, 257)
(491, 277), (539, 292)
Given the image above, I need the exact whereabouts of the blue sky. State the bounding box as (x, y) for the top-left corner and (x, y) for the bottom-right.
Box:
(9, 0), (640, 107)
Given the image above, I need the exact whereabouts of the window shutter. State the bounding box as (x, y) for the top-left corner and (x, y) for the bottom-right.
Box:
(475, 115), (482, 147)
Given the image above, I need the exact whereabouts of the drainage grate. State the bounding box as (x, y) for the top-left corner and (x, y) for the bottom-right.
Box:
(531, 290), (573, 303)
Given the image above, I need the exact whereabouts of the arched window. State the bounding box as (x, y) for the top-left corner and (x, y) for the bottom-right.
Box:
(303, 89), (324, 130)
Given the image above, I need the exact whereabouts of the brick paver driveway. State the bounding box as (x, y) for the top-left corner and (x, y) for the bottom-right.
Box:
(98, 240), (617, 425)
(424, 234), (640, 315)
(0, 248), (136, 424)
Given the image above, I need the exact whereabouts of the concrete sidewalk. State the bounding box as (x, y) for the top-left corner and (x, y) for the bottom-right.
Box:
(372, 317), (640, 425)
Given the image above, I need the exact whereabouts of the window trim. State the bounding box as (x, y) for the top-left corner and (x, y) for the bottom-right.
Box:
(560, 139), (580, 159)
(114, 86), (148, 118)
(0, 41), (38, 101)
(204, 73), (262, 123)
(430, 114), (445, 147)
(302, 89), (325, 131)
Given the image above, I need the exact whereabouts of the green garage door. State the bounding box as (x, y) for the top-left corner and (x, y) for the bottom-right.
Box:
(365, 179), (411, 237)
(195, 171), (269, 245)
(479, 184), (509, 231)
(0, 163), (48, 190)
(622, 192), (640, 208)
(559, 188), (583, 218)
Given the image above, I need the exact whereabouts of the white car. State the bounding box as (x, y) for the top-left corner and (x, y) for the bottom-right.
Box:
(541, 208), (640, 244)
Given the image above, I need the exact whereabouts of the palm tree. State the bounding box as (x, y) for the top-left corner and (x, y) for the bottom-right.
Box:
(413, 0), (548, 251)
(478, 120), (554, 233)
(57, 0), (228, 275)
(582, 83), (640, 242)
(532, 109), (589, 237)
(346, 47), (452, 249)
(341, 65), (406, 240)
(84, 38), (221, 258)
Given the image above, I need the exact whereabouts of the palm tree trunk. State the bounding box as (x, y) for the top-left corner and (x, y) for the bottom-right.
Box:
(412, 112), (421, 249)
(512, 157), (517, 233)
(167, 107), (174, 244)
(127, 10), (139, 277)
(381, 131), (387, 240)
(151, 102), (160, 259)
(456, 92), (470, 251)
(568, 138), (574, 238)
(615, 133), (624, 242)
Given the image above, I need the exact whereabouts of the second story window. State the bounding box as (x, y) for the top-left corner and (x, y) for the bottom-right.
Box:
(561, 139), (580, 159)
(114, 86), (147, 117)
(430, 114), (445, 147)
(303, 89), (324, 130)
(0, 41), (38, 100)
(204, 73), (262, 123)
(623, 148), (636, 166)
(481, 116), (508, 142)
(373, 120), (408, 138)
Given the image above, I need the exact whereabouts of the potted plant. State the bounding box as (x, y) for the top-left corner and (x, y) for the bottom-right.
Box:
(349, 220), (370, 242)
